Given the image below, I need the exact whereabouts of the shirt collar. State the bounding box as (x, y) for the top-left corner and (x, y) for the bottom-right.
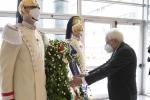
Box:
(114, 42), (121, 53)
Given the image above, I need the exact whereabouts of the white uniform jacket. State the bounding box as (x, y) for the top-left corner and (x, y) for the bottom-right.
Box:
(0, 23), (48, 100)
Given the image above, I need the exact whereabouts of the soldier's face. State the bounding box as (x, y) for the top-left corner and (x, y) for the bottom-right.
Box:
(25, 6), (39, 12)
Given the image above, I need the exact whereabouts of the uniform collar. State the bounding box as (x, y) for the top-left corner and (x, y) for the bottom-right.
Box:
(22, 21), (36, 30)
(72, 36), (80, 41)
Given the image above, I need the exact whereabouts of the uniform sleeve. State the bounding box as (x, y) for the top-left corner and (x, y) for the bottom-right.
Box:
(0, 41), (20, 100)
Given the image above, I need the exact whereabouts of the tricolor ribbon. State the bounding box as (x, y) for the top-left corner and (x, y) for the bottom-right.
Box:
(69, 44), (88, 100)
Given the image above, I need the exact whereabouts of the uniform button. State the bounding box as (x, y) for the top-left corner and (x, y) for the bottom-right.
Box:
(26, 40), (28, 42)
(32, 57), (34, 60)
(23, 36), (26, 38)
(35, 70), (38, 72)
(29, 44), (31, 47)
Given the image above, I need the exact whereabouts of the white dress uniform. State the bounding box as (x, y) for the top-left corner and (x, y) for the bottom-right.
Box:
(0, 21), (48, 100)
(66, 36), (86, 73)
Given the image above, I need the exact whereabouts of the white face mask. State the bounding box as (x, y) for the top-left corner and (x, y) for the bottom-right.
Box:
(79, 31), (84, 41)
(79, 31), (83, 36)
(29, 8), (40, 21)
(105, 44), (113, 53)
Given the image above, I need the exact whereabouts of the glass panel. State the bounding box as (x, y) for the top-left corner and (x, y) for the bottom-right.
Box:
(82, 1), (142, 19)
(85, 22), (111, 66)
(0, 17), (16, 27)
(148, 8), (150, 20)
(42, 0), (77, 14)
(117, 25), (140, 94)
(88, 78), (108, 99)
(85, 22), (111, 98)
(145, 25), (150, 95)
(85, 22), (141, 98)
(106, 0), (142, 4)
(0, 0), (17, 11)
(46, 34), (65, 41)
(37, 19), (68, 29)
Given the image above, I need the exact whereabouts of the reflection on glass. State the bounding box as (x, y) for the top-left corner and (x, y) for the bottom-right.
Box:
(42, 0), (77, 14)
(0, 0), (17, 11)
(145, 25), (150, 94)
(85, 22), (111, 67)
(85, 22), (111, 97)
(0, 17), (16, 27)
(85, 23), (141, 97)
(117, 25), (140, 94)
(46, 34), (65, 41)
(37, 19), (68, 29)
(105, 0), (142, 4)
(117, 25), (140, 58)
(148, 8), (150, 20)
(82, 1), (142, 19)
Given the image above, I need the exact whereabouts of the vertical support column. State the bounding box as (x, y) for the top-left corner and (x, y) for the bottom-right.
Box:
(53, 0), (68, 40)
(77, 0), (82, 16)
(78, 0), (85, 49)
(141, 0), (149, 95)
(54, 0), (68, 28)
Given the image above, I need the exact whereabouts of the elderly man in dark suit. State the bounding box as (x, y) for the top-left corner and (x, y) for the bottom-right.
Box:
(69, 28), (137, 100)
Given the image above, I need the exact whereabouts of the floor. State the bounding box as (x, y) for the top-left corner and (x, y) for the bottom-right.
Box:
(0, 95), (149, 100)
(93, 95), (150, 100)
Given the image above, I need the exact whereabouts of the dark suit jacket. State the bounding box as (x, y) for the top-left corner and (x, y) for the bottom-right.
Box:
(85, 42), (137, 100)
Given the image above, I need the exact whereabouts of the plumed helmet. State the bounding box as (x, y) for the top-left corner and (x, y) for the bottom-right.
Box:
(66, 16), (83, 39)
(18, 0), (40, 20)
(72, 24), (83, 34)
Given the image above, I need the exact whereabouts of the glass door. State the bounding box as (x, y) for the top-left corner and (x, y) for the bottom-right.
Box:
(84, 22), (142, 99)
(144, 25), (150, 96)
(117, 24), (142, 95)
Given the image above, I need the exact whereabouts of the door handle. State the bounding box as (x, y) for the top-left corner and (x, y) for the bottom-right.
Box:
(139, 63), (142, 68)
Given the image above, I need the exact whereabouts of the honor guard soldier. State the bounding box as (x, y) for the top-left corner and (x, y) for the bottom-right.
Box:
(0, 0), (48, 100)
(66, 16), (89, 100)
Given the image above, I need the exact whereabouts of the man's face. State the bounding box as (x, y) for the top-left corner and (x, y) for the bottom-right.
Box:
(105, 37), (114, 46)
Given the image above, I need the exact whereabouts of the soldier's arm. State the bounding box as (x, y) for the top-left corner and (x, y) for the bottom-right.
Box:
(0, 24), (21, 100)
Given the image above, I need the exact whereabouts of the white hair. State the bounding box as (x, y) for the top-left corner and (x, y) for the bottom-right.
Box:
(106, 28), (124, 42)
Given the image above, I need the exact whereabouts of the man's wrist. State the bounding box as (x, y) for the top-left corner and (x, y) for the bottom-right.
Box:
(86, 72), (89, 76)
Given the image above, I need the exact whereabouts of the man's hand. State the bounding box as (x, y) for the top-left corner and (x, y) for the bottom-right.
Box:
(69, 77), (83, 87)
(76, 73), (86, 78)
